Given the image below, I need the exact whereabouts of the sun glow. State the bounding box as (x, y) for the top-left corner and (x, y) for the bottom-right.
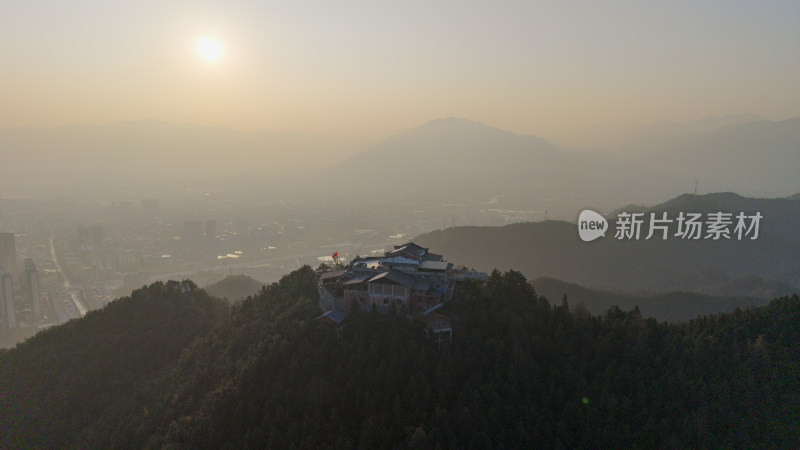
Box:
(196, 37), (222, 62)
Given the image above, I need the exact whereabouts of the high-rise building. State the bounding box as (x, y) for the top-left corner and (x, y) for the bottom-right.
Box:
(1, 271), (15, 329)
(23, 258), (41, 320)
(0, 232), (18, 275)
(141, 198), (159, 212)
(77, 226), (103, 252)
(204, 219), (217, 238)
(183, 220), (203, 239)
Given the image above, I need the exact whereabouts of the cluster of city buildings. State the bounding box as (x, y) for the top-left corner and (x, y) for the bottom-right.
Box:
(316, 242), (487, 343)
(1, 232), (43, 329)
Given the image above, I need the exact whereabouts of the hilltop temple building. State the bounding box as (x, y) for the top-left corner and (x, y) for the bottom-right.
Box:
(317, 242), (486, 318)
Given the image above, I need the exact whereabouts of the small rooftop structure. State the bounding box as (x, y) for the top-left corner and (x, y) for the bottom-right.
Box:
(387, 242), (428, 258)
(422, 303), (452, 346)
(315, 309), (347, 324)
(367, 269), (415, 287)
(422, 252), (444, 262)
(319, 269), (348, 280)
(314, 309), (347, 340)
(343, 275), (370, 285)
(419, 261), (453, 272)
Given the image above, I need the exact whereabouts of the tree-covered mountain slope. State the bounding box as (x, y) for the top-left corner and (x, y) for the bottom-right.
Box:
(1, 267), (797, 447)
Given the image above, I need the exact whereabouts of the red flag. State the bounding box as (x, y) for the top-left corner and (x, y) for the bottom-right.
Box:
(332, 252), (338, 259)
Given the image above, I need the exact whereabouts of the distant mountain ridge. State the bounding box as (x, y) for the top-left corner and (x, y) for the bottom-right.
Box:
(3, 116), (797, 205)
(612, 192), (800, 245)
(337, 117), (560, 187)
(415, 192), (800, 295)
(627, 113), (765, 140)
(631, 117), (800, 195)
(331, 117), (679, 211)
(0, 120), (361, 198)
(533, 276), (771, 322)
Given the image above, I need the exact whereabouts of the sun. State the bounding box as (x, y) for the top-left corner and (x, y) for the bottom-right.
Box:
(196, 37), (222, 62)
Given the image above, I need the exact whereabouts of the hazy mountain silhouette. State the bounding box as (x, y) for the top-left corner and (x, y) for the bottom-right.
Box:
(631, 118), (800, 196)
(330, 117), (680, 210)
(415, 192), (800, 295)
(533, 276), (771, 322)
(627, 113), (765, 140)
(0, 120), (361, 198)
(337, 117), (559, 191)
(4, 116), (796, 208)
(583, 113), (766, 150)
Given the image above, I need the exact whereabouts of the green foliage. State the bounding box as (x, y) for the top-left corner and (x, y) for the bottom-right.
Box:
(315, 262), (332, 274)
(0, 280), (229, 448)
(1, 266), (797, 448)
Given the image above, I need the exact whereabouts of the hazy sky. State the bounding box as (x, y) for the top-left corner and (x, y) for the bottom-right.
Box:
(2, 0), (799, 144)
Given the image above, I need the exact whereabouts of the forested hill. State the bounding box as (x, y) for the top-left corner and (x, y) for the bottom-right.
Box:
(205, 274), (265, 302)
(1, 267), (798, 447)
(0, 280), (230, 448)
